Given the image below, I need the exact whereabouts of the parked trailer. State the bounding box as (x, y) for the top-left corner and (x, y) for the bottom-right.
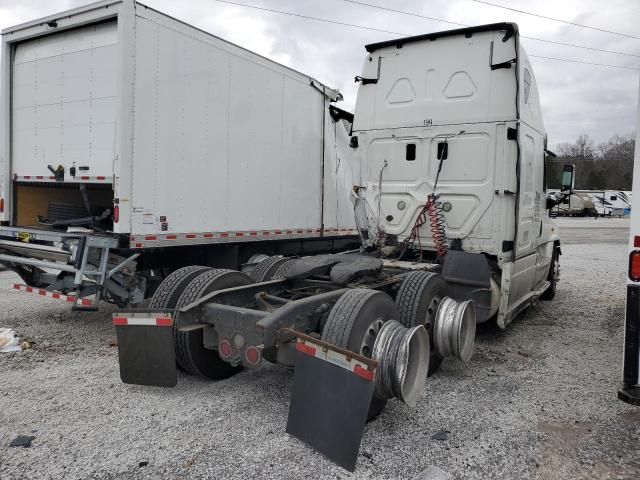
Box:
(587, 190), (632, 217)
(0, 0), (360, 308)
(548, 190), (598, 217)
(114, 23), (571, 469)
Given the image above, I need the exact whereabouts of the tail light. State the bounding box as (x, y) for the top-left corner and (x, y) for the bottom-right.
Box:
(0, 197), (4, 213)
(113, 205), (119, 223)
(219, 339), (232, 358)
(629, 250), (640, 282)
(245, 346), (261, 365)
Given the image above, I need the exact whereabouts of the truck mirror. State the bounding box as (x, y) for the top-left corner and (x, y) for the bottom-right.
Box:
(561, 164), (575, 194)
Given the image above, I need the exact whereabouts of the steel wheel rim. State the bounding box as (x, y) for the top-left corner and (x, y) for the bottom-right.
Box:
(361, 317), (385, 357)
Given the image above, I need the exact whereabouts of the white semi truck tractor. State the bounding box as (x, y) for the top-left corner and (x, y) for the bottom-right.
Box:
(619, 77), (640, 405)
(110, 21), (573, 470)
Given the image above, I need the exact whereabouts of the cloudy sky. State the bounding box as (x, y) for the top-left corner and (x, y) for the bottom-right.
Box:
(1, 0), (638, 148)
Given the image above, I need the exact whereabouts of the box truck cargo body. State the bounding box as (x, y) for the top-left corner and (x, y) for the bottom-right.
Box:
(0, 1), (359, 306)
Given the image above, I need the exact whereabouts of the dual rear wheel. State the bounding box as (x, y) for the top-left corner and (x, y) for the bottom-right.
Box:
(150, 263), (448, 421)
(149, 266), (251, 380)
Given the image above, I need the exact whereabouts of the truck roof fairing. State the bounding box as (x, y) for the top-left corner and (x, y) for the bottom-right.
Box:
(365, 22), (518, 53)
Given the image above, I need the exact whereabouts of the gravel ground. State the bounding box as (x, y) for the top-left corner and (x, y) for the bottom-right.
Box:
(0, 218), (638, 479)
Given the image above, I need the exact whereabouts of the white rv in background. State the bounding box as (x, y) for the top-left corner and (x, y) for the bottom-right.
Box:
(587, 190), (632, 217)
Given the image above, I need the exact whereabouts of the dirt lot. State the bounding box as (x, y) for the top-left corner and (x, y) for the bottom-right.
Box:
(0, 217), (638, 479)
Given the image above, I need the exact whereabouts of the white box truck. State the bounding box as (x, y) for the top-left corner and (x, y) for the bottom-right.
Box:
(0, 0), (360, 307)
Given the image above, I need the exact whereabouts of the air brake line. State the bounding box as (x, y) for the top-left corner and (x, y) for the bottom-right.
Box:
(400, 130), (465, 261)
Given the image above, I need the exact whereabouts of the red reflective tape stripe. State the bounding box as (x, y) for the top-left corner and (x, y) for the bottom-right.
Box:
(36, 176), (44, 180)
(186, 234), (196, 239)
(275, 230), (282, 235)
(49, 176), (56, 180)
(263, 231), (270, 236)
(52, 293), (61, 299)
(113, 317), (128, 326)
(236, 232), (244, 237)
(353, 364), (375, 382)
(26, 286), (33, 293)
(66, 296), (76, 303)
(286, 230), (293, 234)
(635, 236), (640, 248)
(80, 299), (92, 306)
(166, 235), (177, 240)
(97, 176), (106, 180)
(13, 284), (20, 290)
(203, 233), (213, 238)
(145, 235), (156, 240)
(81, 176), (90, 180)
(250, 231), (257, 236)
(135, 243), (143, 248)
(297, 229), (304, 233)
(156, 317), (172, 327)
(38, 290), (46, 296)
(23, 176), (31, 179)
(220, 232), (229, 238)
(296, 342), (317, 357)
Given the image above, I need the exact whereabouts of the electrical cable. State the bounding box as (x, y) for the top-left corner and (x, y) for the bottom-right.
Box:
(470, 0), (640, 40)
(529, 54), (639, 70)
(343, 0), (640, 58)
(214, 0), (405, 36)
(214, 0), (640, 71)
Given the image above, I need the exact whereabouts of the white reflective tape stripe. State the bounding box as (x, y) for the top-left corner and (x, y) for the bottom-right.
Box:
(13, 284), (93, 306)
(13, 175), (112, 183)
(299, 339), (372, 376)
(129, 228), (357, 248)
(124, 318), (168, 326)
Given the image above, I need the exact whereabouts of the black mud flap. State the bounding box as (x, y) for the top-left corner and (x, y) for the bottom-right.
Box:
(441, 250), (491, 322)
(285, 330), (377, 472)
(113, 313), (177, 388)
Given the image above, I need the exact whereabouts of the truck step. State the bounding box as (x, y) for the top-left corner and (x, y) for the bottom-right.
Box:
(12, 284), (93, 307)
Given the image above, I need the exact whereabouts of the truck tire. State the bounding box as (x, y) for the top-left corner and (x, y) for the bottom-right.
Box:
(149, 266), (213, 310)
(174, 269), (253, 379)
(271, 258), (297, 279)
(395, 271), (447, 376)
(321, 288), (399, 420)
(541, 247), (559, 301)
(250, 256), (288, 282)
